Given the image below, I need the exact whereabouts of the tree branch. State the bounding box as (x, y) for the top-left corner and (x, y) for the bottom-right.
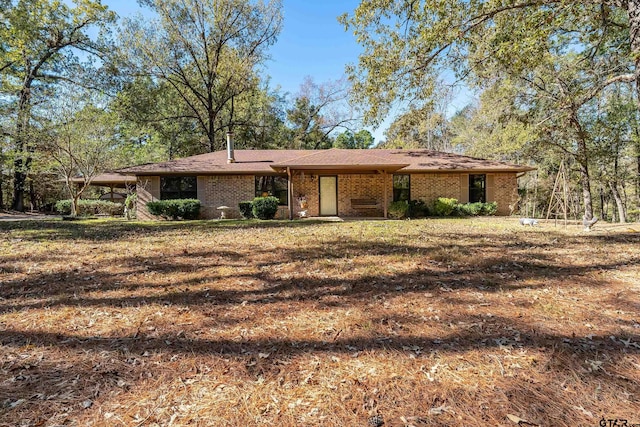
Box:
(579, 73), (636, 105)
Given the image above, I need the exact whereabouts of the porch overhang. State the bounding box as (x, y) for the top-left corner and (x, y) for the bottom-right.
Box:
(270, 148), (410, 174)
(69, 172), (137, 188)
(270, 164), (408, 174)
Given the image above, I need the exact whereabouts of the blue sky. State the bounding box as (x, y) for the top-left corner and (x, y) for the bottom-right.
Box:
(104, 0), (471, 143)
(105, 1), (361, 97)
(105, 0), (389, 139)
(265, 1), (362, 96)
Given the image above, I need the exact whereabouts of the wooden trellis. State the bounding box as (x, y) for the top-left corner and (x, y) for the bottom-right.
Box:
(546, 160), (571, 226)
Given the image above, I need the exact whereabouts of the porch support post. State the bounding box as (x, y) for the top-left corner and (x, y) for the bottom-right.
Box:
(287, 167), (293, 220)
(110, 185), (114, 202)
(383, 170), (388, 219)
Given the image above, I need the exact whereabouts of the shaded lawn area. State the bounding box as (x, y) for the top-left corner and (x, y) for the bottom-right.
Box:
(1, 217), (639, 426)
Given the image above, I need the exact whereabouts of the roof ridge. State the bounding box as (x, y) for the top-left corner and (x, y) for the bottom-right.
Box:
(275, 148), (407, 163)
(379, 148), (532, 167)
(275, 149), (331, 163)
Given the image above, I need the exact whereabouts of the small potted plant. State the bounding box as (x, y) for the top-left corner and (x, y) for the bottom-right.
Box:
(297, 194), (308, 218)
(297, 194), (308, 209)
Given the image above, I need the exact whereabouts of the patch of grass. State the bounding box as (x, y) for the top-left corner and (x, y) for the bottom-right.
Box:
(1, 218), (639, 426)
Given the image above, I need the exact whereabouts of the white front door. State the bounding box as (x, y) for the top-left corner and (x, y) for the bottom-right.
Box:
(319, 176), (338, 216)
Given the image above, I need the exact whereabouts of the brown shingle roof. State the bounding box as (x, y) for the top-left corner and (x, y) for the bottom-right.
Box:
(117, 148), (535, 175)
(374, 150), (536, 172)
(70, 172), (137, 186)
(118, 150), (309, 175)
(270, 149), (409, 171)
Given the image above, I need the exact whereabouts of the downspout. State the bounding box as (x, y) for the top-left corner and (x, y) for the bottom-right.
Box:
(287, 167), (293, 220)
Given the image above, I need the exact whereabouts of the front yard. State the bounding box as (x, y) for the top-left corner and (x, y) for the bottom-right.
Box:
(1, 217), (639, 426)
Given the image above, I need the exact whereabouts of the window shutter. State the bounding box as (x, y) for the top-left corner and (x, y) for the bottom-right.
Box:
(459, 174), (469, 203)
(486, 174), (495, 202)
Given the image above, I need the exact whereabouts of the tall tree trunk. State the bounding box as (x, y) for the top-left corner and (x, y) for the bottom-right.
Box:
(637, 149), (640, 209)
(29, 180), (37, 212)
(630, 0), (640, 107)
(611, 155), (626, 223)
(207, 115), (216, 153)
(0, 174), (4, 210)
(570, 112), (594, 220)
(625, 1), (640, 213)
(609, 181), (627, 223)
(599, 184), (607, 221)
(577, 160), (594, 220)
(11, 79), (33, 212)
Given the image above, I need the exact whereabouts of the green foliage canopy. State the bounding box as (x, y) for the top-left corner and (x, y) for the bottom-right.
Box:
(120, 0), (283, 152)
(340, 0), (634, 125)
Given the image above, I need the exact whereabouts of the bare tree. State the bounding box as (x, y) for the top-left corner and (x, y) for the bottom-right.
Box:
(42, 95), (117, 216)
(287, 76), (355, 149)
(121, 0), (282, 152)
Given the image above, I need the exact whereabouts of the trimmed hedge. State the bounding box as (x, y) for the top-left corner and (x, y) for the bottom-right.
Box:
(455, 201), (498, 216)
(481, 201), (498, 216)
(408, 199), (429, 218)
(252, 196), (279, 220)
(55, 199), (124, 216)
(433, 197), (458, 216)
(388, 200), (409, 219)
(146, 199), (201, 220)
(456, 202), (483, 216)
(239, 201), (254, 219)
(432, 198), (498, 217)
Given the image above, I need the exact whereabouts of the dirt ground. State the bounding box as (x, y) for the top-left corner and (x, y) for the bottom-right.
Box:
(0, 217), (639, 426)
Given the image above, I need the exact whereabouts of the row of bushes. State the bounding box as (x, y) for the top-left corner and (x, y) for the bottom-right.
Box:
(143, 197), (278, 221)
(146, 199), (201, 220)
(56, 196), (494, 221)
(239, 196), (280, 220)
(55, 199), (124, 216)
(388, 198), (497, 219)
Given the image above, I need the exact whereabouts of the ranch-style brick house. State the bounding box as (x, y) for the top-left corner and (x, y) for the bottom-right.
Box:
(117, 140), (535, 220)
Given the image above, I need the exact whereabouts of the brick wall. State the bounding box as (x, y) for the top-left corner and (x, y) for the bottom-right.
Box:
(338, 173), (387, 217)
(492, 173), (518, 216)
(291, 173), (319, 218)
(197, 175), (255, 219)
(291, 173), (389, 217)
(136, 171), (519, 220)
(198, 175), (289, 220)
(410, 174), (462, 204)
(136, 176), (160, 220)
(410, 172), (518, 215)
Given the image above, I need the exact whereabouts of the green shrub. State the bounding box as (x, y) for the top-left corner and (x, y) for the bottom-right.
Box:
(55, 199), (124, 216)
(239, 201), (254, 219)
(457, 202), (483, 216)
(147, 201), (169, 218)
(55, 199), (72, 215)
(452, 201), (499, 216)
(252, 196), (279, 220)
(433, 197), (458, 216)
(627, 208), (640, 222)
(146, 199), (201, 220)
(481, 201), (498, 216)
(408, 199), (429, 218)
(388, 200), (409, 219)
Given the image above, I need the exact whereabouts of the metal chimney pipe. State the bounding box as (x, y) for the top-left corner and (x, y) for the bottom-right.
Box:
(226, 131), (235, 163)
